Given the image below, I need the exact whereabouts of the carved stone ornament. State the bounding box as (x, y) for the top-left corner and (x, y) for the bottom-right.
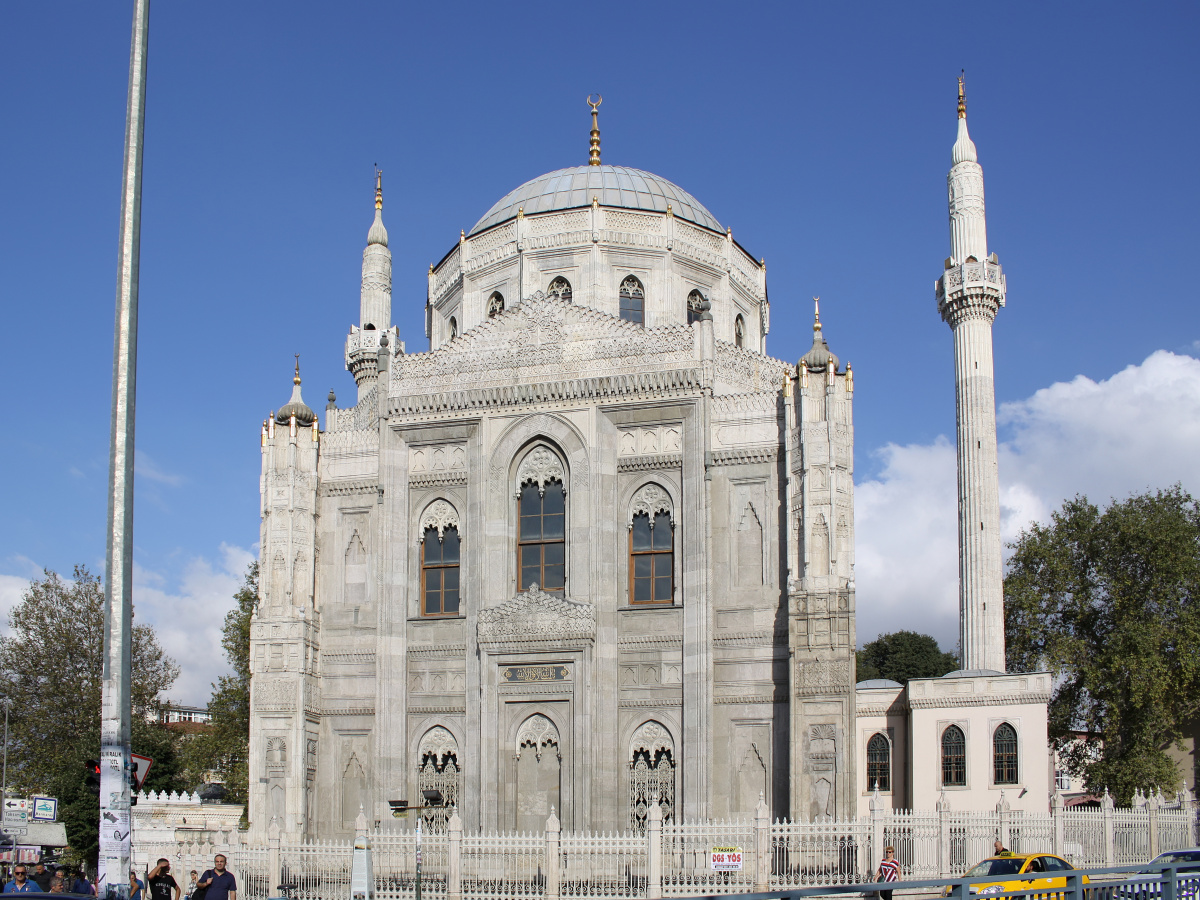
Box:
(630, 720), (674, 758)
(477, 585), (596, 646)
(418, 725), (459, 765)
(419, 499), (460, 542)
(515, 713), (560, 760)
(629, 483), (673, 528)
(515, 444), (566, 498)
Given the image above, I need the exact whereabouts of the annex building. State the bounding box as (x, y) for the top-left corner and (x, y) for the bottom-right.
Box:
(248, 91), (1046, 842)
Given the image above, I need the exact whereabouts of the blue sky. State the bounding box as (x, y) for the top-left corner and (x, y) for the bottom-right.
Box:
(2, 2), (1198, 703)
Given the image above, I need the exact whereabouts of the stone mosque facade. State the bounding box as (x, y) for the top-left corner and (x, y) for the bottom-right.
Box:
(248, 91), (1045, 841)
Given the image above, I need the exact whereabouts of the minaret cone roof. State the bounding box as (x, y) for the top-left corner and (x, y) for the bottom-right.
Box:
(799, 298), (840, 372)
(367, 170), (388, 247)
(952, 74), (978, 165)
(276, 358), (317, 425)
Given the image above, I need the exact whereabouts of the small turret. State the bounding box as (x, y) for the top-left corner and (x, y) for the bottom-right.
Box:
(799, 298), (840, 372)
(275, 356), (316, 426)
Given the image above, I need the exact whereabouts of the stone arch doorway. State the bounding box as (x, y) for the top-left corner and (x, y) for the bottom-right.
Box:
(515, 714), (561, 832)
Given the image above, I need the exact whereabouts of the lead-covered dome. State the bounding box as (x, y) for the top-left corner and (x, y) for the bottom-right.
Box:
(469, 165), (723, 236)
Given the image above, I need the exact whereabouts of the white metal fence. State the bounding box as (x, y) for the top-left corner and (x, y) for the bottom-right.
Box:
(145, 790), (1196, 900)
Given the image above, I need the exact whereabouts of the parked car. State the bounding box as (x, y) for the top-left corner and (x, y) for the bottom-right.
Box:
(1116, 849), (1200, 900)
(942, 853), (1088, 897)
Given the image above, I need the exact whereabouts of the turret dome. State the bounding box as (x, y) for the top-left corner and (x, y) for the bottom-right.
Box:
(275, 362), (316, 426)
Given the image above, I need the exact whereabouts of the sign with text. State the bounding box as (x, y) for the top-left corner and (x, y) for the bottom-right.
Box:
(710, 846), (743, 871)
(31, 797), (57, 822)
(2, 798), (28, 824)
(502, 665), (570, 683)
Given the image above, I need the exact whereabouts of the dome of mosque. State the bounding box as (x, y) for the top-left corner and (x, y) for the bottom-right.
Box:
(469, 165), (723, 236)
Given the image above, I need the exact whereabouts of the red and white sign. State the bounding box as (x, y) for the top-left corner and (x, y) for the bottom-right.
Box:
(709, 846), (743, 871)
(130, 753), (154, 790)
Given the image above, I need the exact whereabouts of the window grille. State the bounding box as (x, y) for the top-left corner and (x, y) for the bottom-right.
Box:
(867, 732), (891, 792)
(941, 725), (966, 786)
(630, 748), (675, 831)
(993, 723), (1019, 785)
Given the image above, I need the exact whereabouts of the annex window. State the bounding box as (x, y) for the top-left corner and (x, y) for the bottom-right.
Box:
(941, 725), (966, 787)
(867, 732), (891, 792)
(487, 291), (505, 318)
(619, 275), (645, 325)
(993, 723), (1019, 785)
(547, 277), (573, 303)
(519, 481), (565, 592)
(687, 289), (706, 325)
(735, 314), (745, 348)
(421, 526), (460, 615)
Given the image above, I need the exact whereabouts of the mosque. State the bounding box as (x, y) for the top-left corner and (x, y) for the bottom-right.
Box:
(247, 85), (1049, 840)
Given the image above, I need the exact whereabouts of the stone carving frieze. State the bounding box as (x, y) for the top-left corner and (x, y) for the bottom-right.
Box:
(630, 720), (674, 757)
(477, 585), (596, 646)
(797, 659), (851, 695)
(418, 725), (459, 764)
(630, 483), (673, 526)
(253, 677), (294, 710)
(515, 714), (560, 760)
(419, 499), (460, 541)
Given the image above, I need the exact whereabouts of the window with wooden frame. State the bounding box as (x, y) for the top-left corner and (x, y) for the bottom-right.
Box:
(630, 511), (673, 604)
(867, 732), (891, 792)
(518, 480), (565, 592)
(619, 275), (645, 325)
(993, 723), (1019, 785)
(941, 725), (966, 786)
(421, 526), (460, 616)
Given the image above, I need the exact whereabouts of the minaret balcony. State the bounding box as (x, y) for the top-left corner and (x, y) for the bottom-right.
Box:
(936, 259), (1005, 323)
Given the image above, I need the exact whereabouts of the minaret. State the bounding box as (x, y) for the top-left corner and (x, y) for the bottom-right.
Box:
(346, 170), (396, 402)
(936, 75), (1007, 672)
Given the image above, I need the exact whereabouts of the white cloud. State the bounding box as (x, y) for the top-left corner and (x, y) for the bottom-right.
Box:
(855, 350), (1200, 653)
(0, 575), (31, 633)
(135, 450), (184, 487)
(134, 543), (255, 706)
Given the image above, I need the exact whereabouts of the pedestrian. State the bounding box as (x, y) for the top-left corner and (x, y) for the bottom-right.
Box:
(129, 871), (143, 900)
(147, 859), (180, 900)
(3, 866), (43, 893)
(185, 872), (199, 900)
(993, 840), (1011, 857)
(196, 856), (235, 900)
(69, 871), (93, 896)
(46, 878), (63, 895)
(876, 846), (900, 900)
(30, 866), (52, 894)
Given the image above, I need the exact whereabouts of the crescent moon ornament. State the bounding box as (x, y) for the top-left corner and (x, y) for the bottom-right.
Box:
(587, 93), (603, 111)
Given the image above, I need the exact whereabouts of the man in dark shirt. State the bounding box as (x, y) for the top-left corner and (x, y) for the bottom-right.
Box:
(197, 857), (235, 900)
(30, 867), (52, 894)
(147, 860), (179, 900)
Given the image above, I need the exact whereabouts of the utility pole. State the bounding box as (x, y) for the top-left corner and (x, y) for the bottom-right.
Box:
(100, 1), (149, 896)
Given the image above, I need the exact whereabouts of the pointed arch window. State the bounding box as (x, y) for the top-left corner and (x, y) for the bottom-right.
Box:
(687, 289), (705, 325)
(448, 316), (458, 340)
(421, 500), (461, 616)
(629, 484), (674, 605)
(418, 726), (460, 833)
(619, 275), (645, 325)
(993, 723), (1019, 785)
(735, 314), (746, 348)
(487, 292), (505, 318)
(547, 277), (572, 303)
(867, 732), (891, 792)
(630, 722), (676, 831)
(941, 725), (966, 787)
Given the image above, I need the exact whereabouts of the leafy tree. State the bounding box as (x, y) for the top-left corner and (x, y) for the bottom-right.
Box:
(179, 563), (255, 805)
(1005, 486), (1200, 804)
(856, 630), (959, 684)
(0, 566), (181, 862)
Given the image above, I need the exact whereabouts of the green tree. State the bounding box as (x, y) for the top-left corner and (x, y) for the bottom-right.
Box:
(0, 566), (181, 863)
(1004, 486), (1200, 804)
(179, 563), (255, 805)
(856, 630), (958, 684)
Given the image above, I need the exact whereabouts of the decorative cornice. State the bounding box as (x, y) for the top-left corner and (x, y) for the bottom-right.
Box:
(322, 651), (376, 666)
(709, 446), (779, 466)
(618, 634), (682, 648)
(617, 453), (683, 473)
(407, 644), (467, 658)
(713, 629), (788, 647)
(320, 705), (375, 717)
(908, 691), (1052, 710)
(321, 480), (379, 498)
(856, 703), (910, 717)
(409, 706), (466, 716)
(410, 470), (468, 489)
(477, 586), (596, 646)
(618, 698), (682, 708)
(714, 695), (780, 705)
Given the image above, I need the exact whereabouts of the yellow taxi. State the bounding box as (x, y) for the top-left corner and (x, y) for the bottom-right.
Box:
(942, 853), (1089, 897)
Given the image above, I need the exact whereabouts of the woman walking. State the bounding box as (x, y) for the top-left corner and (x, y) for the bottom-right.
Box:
(876, 846), (901, 900)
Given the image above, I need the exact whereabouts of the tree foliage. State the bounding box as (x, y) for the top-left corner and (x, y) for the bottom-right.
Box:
(1005, 486), (1200, 804)
(856, 630), (958, 684)
(179, 563), (255, 805)
(0, 566), (182, 863)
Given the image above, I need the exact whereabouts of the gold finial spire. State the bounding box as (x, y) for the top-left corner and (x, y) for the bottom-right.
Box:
(813, 297), (822, 334)
(957, 70), (966, 119)
(374, 166), (383, 210)
(587, 94), (603, 166)
(294, 353), (301, 385)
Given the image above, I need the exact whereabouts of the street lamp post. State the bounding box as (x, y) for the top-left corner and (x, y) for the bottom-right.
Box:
(2, 698), (13, 870)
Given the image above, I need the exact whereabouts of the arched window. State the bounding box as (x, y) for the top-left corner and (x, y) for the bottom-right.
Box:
(993, 723), (1019, 785)
(735, 314), (745, 348)
(629, 484), (673, 605)
(418, 726), (460, 833)
(687, 289), (706, 325)
(941, 725), (966, 787)
(867, 733), (891, 792)
(448, 316), (458, 340)
(547, 277), (572, 302)
(487, 292), (505, 318)
(630, 721), (676, 831)
(421, 526), (460, 615)
(519, 481), (565, 593)
(619, 276), (645, 325)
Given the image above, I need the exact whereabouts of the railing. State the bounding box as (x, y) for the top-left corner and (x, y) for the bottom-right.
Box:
(661, 819), (757, 895)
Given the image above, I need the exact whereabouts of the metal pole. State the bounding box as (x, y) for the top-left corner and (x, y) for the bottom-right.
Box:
(415, 817), (422, 900)
(100, 1), (149, 897)
(2, 699), (10, 871)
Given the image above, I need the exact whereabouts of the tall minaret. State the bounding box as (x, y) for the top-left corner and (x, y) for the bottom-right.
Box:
(936, 75), (1007, 672)
(346, 170), (396, 402)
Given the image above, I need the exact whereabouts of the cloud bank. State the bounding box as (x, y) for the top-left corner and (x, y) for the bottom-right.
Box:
(855, 350), (1200, 652)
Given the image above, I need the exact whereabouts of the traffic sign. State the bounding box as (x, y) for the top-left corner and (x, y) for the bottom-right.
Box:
(31, 797), (57, 822)
(130, 753), (154, 790)
(3, 799), (28, 825)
